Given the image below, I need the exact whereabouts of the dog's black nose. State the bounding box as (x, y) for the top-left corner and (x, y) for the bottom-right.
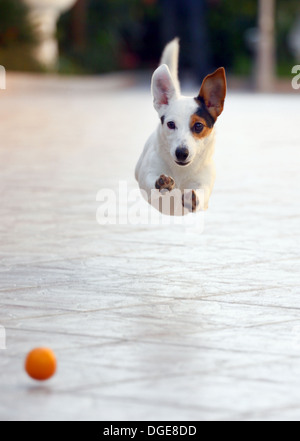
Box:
(175, 146), (189, 162)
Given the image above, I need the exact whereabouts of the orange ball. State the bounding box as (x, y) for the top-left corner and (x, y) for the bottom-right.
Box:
(25, 348), (57, 381)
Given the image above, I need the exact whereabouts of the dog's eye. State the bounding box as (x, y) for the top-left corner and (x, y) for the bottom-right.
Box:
(167, 121), (176, 130)
(193, 122), (204, 134)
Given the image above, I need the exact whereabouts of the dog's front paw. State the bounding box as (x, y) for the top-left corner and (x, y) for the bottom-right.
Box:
(155, 174), (175, 192)
(182, 190), (200, 213)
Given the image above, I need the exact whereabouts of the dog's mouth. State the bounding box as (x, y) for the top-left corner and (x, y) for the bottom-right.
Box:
(175, 161), (191, 167)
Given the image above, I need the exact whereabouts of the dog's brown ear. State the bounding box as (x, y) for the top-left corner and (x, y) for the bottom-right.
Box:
(197, 68), (227, 121)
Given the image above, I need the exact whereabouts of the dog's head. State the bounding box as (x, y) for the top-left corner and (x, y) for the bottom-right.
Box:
(152, 64), (226, 167)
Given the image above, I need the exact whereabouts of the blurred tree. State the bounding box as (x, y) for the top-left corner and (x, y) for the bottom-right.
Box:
(207, 0), (298, 77)
(0, 0), (41, 71)
(58, 0), (159, 73)
(256, 0), (276, 91)
(57, 0), (299, 77)
(207, 0), (257, 75)
(71, 0), (87, 50)
(160, 0), (212, 81)
(277, 0), (300, 75)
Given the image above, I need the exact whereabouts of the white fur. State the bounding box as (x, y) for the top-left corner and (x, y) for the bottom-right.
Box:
(135, 39), (218, 213)
(160, 38), (181, 95)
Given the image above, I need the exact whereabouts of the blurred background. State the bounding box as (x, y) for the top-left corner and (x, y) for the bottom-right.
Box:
(0, 0), (299, 91)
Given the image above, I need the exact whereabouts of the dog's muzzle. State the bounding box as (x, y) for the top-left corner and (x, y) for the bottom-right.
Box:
(175, 146), (190, 166)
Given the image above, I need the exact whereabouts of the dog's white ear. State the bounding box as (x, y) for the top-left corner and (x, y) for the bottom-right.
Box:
(151, 64), (178, 113)
(198, 68), (227, 120)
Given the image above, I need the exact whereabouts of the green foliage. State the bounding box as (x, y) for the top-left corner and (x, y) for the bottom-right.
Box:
(58, 0), (159, 73)
(207, 0), (257, 74)
(276, 0), (299, 77)
(208, 0), (299, 76)
(0, 0), (42, 71)
(0, 0), (34, 46)
(0, 0), (298, 76)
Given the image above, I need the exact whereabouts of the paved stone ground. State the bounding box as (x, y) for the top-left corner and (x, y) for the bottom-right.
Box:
(0, 73), (300, 421)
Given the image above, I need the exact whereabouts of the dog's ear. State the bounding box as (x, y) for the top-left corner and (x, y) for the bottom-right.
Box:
(151, 64), (178, 113)
(197, 68), (227, 120)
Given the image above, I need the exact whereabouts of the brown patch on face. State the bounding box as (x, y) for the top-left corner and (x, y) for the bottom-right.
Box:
(190, 114), (213, 140)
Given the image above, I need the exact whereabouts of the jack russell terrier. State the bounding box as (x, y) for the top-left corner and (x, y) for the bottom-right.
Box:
(135, 38), (227, 215)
